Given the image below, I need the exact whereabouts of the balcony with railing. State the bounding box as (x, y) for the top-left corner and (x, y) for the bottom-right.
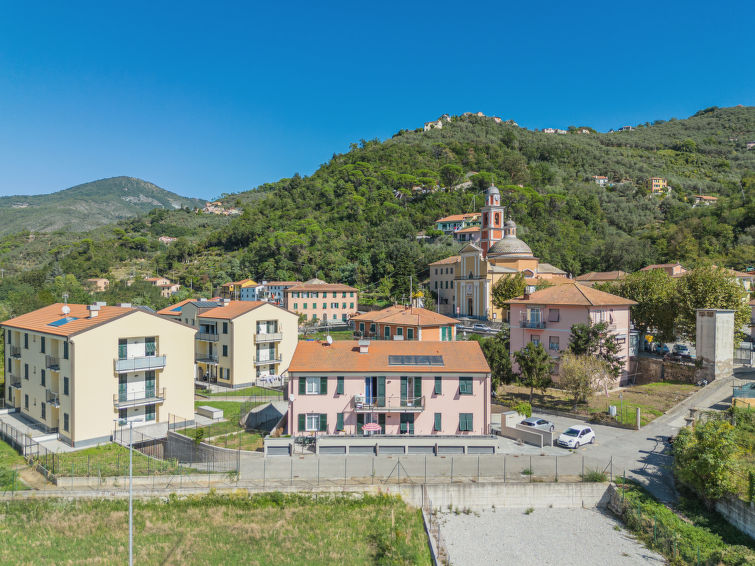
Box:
(195, 352), (219, 364)
(114, 355), (167, 373)
(255, 332), (283, 343)
(351, 395), (425, 412)
(45, 355), (60, 371)
(113, 387), (165, 408)
(520, 320), (546, 329)
(8, 375), (21, 389)
(254, 355), (282, 366)
(9, 345), (21, 359)
(196, 331), (219, 342)
(46, 389), (60, 407)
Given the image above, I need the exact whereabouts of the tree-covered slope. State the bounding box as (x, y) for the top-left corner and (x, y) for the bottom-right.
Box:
(0, 176), (205, 235)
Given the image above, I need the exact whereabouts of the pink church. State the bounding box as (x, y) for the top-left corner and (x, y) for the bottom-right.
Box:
(287, 340), (491, 436)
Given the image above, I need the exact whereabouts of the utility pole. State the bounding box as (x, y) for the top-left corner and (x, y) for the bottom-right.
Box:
(409, 275), (413, 310)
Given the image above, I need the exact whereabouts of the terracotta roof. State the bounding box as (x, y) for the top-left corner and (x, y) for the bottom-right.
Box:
(456, 227), (481, 233)
(576, 271), (627, 282)
(507, 282), (637, 307)
(1, 303), (136, 337)
(287, 282), (358, 292)
(288, 340), (490, 374)
(429, 255), (460, 266)
(525, 276), (573, 286)
(695, 195), (718, 200)
(435, 213), (480, 223)
(156, 299), (195, 317)
(640, 263), (685, 271)
(198, 301), (268, 320)
(351, 305), (457, 326)
(264, 281), (300, 286)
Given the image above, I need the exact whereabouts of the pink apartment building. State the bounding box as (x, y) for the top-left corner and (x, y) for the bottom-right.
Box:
(508, 283), (636, 384)
(285, 279), (359, 323)
(287, 340), (491, 436)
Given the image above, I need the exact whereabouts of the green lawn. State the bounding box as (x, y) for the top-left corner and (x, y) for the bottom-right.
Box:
(206, 430), (264, 451)
(0, 492), (432, 565)
(0, 439), (28, 491)
(181, 401), (264, 443)
(41, 442), (194, 477)
(207, 385), (283, 398)
(301, 329), (354, 341)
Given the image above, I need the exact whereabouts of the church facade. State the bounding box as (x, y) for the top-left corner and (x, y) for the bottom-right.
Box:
(430, 184), (568, 321)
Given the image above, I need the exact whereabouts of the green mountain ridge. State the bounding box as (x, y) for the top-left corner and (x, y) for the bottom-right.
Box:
(0, 176), (205, 235)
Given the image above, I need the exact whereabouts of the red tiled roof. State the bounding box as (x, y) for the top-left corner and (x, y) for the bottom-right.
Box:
(428, 256), (460, 266)
(456, 227), (481, 233)
(198, 301), (268, 320)
(288, 340), (490, 374)
(576, 271), (627, 282)
(507, 282), (636, 307)
(640, 263), (685, 271)
(351, 305), (457, 326)
(287, 283), (358, 292)
(1, 303), (135, 337)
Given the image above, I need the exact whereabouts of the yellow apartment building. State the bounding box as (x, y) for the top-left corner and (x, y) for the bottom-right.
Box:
(157, 299), (299, 387)
(219, 278), (257, 300)
(648, 177), (668, 193)
(2, 303), (196, 447)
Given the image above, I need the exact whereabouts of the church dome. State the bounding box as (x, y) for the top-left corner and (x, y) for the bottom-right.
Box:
(504, 218), (516, 228)
(486, 183), (500, 196)
(488, 234), (533, 257)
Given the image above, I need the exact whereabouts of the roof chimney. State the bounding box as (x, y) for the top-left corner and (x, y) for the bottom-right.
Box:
(358, 339), (370, 354)
(221, 298), (230, 306)
(87, 304), (100, 318)
(117, 303), (132, 308)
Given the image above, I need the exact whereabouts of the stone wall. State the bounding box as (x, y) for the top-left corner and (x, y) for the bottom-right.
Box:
(715, 496), (755, 539)
(634, 357), (697, 385)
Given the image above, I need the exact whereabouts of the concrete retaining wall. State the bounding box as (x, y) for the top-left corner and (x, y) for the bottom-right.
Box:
(715, 496), (755, 539)
(634, 357), (697, 385)
(498, 425), (543, 448)
(314, 435), (499, 456)
(515, 424), (553, 446)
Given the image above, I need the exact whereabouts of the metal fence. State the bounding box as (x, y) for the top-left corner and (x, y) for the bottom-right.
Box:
(422, 485), (450, 565)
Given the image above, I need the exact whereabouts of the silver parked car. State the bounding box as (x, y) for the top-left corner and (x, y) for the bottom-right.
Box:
(520, 417), (555, 433)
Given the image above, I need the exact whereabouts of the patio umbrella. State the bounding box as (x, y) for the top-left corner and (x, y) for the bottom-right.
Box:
(362, 422), (382, 432)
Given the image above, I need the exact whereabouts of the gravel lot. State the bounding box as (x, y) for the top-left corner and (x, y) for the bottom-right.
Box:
(438, 507), (664, 566)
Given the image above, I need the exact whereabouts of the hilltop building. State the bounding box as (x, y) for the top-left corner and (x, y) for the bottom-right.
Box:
(435, 213), (481, 234)
(640, 263), (687, 278)
(144, 276), (181, 298)
(3, 303), (195, 446)
(219, 278), (257, 300)
(429, 184), (568, 320)
(157, 299), (298, 386)
(694, 195), (718, 206)
(287, 340), (491, 436)
(351, 305), (457, 341)
(85, 278), (110, 292)
(592, 176), (609, 187)
(285, 279), (359, 323)
(648, 177), (668, 193)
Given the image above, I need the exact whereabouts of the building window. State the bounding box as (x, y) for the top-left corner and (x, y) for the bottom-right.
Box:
(145, 337), (156, 356)
(384, 326), (390, 339)
(41, 369), (45, 387)
(358, 322), (365, 335)
(459, 413), (473, 432)
(336, 376), (344, 395)
(40, 336), (45, 354)
(548, 309), (560, 322)
(399, 413), (415, 434)
(435, 269), (438, 275)
(396, 327), (403, 337)
(459, 377), (473, 395)
(63, 376), (69, 395)
(549, 337), (560, 351)
(531, 335), (541, 346)
(435, 281), (438, 289)
(24, 364), (28, 379)
(434, 413), (442, 432)
(41, 402), (46, 420)
(323, 303), (327, 309)
(294, 303), (298, 310)
(118, 339), (127, 360)
(434, 376), (442, 395)
(63, 413), (69, 432)
(407, 328), (414, 340)
(305, 376), (322, 395)
(303, 303), (308, 310)
(24, 333), (28, 349)
(222, 322), (228, 334)
(222, 345), (228, 357)
(369, 323), (376, 335)
(146, 405), (156, 422)
(306, 413), (324, 432)
(350, 292), (354, 297)
(24, 394), (29, 409)
(349, 303), (354, 309)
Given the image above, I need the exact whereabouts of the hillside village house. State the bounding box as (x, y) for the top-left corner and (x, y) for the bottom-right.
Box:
(575, 271), (627, 287)
(430, 184), (569, 321)
(648, 177), (668, 193)
(592, 175), (609, 187)
(429, 256), (459, 316)
(640, 263), (687, 278)
(351, 305), (457, 341)
(85, 278), (109, 292)
(2, 303), (195, 447)
(453, 226), (481, 243)
(256, 281), (300, 305)
(507, 283), (636, 384)
(219, 278), (257, 300)
(423, 114), (451, 131)
(157, 299), (298, 386)
(287, 340), (491, 436)
(694, 195), (718, 206)
(158, 236), (178, 245)
(285, 279), (358, 323)
(144, 276), (181, 298)
(435, 213), (481, 234)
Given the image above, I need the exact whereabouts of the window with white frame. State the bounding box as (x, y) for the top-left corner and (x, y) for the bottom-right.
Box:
(305, 414), (320, 431)
(306, 377), (320, 394)
(549, 336), (559, 351)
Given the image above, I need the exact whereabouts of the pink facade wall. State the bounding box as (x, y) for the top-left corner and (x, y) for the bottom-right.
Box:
(509, 304), (632, 382)
(288, 372), (490, 436)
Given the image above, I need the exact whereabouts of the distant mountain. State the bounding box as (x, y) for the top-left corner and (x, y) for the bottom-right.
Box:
(0, 177), (205, 235)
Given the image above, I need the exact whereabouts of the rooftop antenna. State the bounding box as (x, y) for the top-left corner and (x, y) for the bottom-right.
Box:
(61, 292), (70, 315)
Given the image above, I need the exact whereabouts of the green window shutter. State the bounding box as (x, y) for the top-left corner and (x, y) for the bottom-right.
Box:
(459, 377), (472, 395)
(378, 413), (385, 431)
(400, 421), (407, 433)
(377, 377), (385, 405)
(357, 413), (364, 435)
(434, 413), (441, 432)
(299, 377), (306, 395)
(459, 414), (465, 431)
(320, 376), (327, 395)
(414, 377), (422, 400)
(400, 376), (407, 400)
(336, 376), (344, 395)
(434, 377), (442, 395)
(298, 414), (305, 432)
(336, 413), (344, 431)
(319, 413), (327, 432)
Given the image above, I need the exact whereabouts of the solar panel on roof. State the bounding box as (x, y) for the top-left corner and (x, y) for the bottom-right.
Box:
(192, 301), (221, 308)
(170, 305), (183, 312)
(48, 316), (79, 327)
(388, 355), (444, 366)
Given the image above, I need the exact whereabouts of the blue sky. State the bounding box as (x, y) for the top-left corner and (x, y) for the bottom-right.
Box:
(1, 1), (753, 200)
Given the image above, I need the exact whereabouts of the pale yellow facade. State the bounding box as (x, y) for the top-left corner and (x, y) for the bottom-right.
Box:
(4, 309), (196, 447)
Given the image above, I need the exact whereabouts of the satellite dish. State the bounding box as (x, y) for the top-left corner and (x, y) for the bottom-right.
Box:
(62, 305), (71, 315)
(326, 335), (333, 345)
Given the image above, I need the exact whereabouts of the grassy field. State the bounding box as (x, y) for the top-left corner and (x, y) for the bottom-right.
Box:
(301, 329), (354, 341)
(42, 442), (194, 478)
(496, 381), (698, 427)
(206, 385), (283, 398)
(0, 439), (28, 491)
(181, 401), (264, 450)
(205, 430), (264, 451)
(0, 492), (432, 565)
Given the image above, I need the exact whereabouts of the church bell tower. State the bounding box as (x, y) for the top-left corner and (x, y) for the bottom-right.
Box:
(480, 183), (504, 258)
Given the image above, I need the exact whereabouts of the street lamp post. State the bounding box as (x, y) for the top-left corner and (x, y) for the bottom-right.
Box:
(115, 418), (134, 566)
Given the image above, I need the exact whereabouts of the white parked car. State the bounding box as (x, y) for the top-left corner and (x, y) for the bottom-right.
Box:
(557, 425), (595, 449)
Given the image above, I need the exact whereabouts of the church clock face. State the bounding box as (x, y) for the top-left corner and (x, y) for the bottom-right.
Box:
(494, 195), (499, 204)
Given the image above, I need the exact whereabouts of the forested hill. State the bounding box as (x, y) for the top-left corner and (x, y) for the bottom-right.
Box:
(0, 177), (204, 235)
(1, 106), (753, 307)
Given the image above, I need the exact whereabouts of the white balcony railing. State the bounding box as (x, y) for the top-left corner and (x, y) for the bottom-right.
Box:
(255, 332), (283, 343)
(114, 355), (167, 373)
(113, 387), (165, 408)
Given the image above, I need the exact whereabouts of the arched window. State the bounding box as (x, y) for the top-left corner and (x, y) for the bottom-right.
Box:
(468, 272), (474, 279)
(483, 213), (488, 226)
(494, 213), (500, 225)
